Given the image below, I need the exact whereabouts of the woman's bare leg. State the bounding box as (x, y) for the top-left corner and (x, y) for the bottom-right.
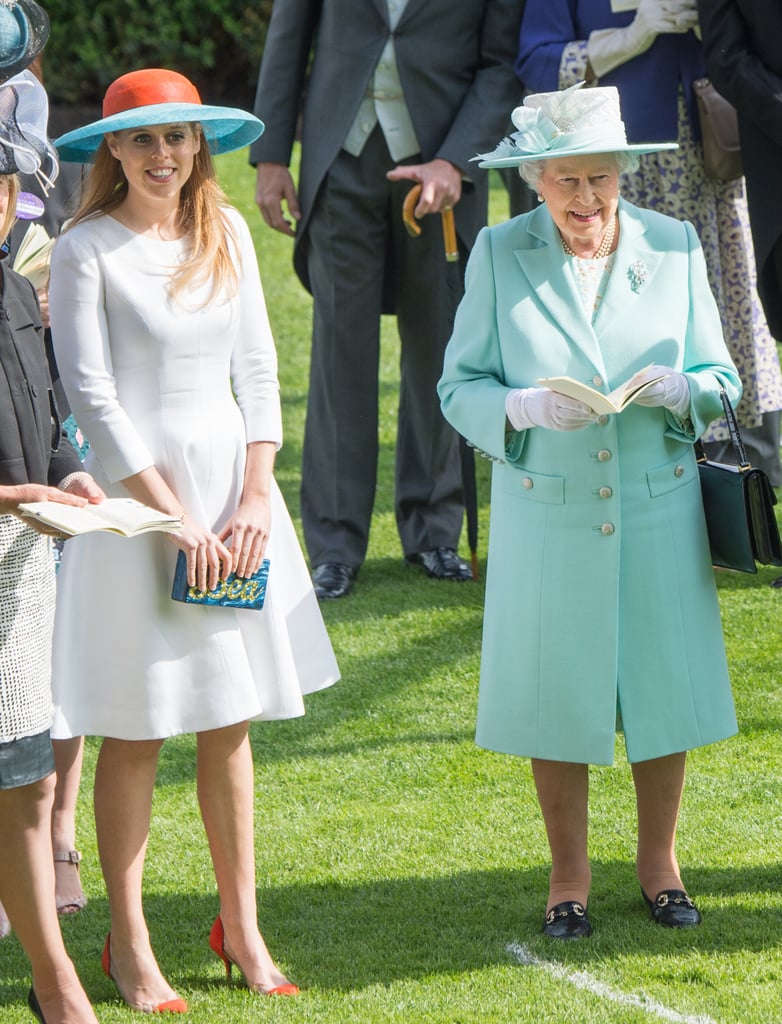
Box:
(51, 737), (87, 914)
(197, 722), (292, 992)
(531, 758), (591, 911)
(94, 736), (182, 1011)
(632, 751), (687, 897)
(0, 775), (98, 1024)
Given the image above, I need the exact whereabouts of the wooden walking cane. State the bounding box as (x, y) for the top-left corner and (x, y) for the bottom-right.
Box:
(402, 185), (478, 578)
(402, 183), (459, 261)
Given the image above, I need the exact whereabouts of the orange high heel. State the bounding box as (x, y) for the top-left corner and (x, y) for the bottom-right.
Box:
(209, 916), (299, 996)
(101, 934), (189, 1013)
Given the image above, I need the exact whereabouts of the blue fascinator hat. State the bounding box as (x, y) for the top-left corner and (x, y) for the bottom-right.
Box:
(0, 0), (49, 84)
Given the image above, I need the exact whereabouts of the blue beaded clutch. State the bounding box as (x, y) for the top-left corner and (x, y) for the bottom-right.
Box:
(171, 551), (270, 610)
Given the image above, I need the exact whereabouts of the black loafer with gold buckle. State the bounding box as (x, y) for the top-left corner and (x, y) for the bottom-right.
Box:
(542, 900), (592, 940)
(642, 888), (701, 928)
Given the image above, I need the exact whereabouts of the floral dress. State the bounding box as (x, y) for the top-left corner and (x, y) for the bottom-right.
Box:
(557, 40), (782, 442)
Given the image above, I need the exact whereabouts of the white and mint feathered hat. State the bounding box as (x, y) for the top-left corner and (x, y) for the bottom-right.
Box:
(55, 68), (264, 163)
(474, 83), (677, 168)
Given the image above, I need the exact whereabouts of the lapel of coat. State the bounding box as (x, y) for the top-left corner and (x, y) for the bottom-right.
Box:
(370, 0), (389, 23)
(396, 0), (428, 28)
(593, 199), (665, 337)
(512, 204), (607, 375)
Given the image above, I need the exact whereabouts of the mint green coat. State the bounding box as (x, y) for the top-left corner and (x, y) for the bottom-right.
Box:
(438, 200), (741, 765)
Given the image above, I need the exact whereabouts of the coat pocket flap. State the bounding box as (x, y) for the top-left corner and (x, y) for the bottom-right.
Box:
(499, 466), (565, 504)
(646, 455), (699, 497)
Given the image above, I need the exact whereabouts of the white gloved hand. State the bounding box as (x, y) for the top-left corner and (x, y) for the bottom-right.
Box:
(506, 387), (599, 432)
(671, 0), (699, 32)
(629, 364), (691, 417)
(587, 0), (698, 79)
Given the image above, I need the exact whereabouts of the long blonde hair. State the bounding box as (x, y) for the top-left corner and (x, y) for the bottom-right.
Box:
(68, 125), (239, 305)
(0, 174), (18, 246)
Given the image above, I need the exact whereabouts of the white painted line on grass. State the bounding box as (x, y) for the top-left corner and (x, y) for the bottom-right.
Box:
(507, 943), (719, 1024)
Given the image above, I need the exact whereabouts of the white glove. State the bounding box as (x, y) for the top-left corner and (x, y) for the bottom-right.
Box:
(587, 0), (699, 79)
(629, 364), (691, 417)
(506, 387), (599, 432)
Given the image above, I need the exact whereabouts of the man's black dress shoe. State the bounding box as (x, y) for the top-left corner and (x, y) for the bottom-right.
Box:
(642, 888), (701, 928)
(405, 546), (473, 581)
(542, 901), (592, 940)
(312, 563), (356, 600)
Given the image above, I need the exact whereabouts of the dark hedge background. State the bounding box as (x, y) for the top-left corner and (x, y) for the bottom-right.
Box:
(42, 1), (274, 119)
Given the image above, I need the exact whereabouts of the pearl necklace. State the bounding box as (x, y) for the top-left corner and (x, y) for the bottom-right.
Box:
(561, 215), (616, 260)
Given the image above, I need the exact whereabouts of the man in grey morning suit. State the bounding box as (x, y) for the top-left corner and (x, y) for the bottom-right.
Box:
(251, 0), (522, 598)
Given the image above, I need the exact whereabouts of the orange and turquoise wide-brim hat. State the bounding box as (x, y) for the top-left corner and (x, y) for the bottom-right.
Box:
(55, 68), (264, 163)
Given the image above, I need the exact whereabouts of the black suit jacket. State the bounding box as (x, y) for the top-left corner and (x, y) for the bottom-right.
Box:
(250, 0), (522, 292)
(0, 265), (81, 486)
(698, 0), (782, 336)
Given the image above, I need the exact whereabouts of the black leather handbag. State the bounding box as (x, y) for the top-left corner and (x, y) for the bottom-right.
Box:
(696, 391), (782, 573)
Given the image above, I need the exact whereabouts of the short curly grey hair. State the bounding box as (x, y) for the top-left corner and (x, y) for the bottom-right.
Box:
(518, 151), (640, 192)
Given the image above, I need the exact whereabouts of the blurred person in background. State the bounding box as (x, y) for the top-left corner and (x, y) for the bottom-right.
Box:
(698, 0), (782, 343)
(251, 0), (523, 599)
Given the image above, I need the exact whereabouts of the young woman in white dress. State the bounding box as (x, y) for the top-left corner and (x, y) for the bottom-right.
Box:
(48, 69), (339, 1012)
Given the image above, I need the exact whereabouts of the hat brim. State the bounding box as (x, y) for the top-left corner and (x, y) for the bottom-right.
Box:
(478, 141), (678, 169)
(0, 0), (49, 84)
(55, 102), (264, 162)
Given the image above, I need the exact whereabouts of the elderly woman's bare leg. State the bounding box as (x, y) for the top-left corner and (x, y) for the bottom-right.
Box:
(632, 751), (687, 897)
(94, 736), (186, 1011)
(197, 722), (295, 994)
(530, 758), (591, 910)
(632, 751), (700, 925)
(0, 775), (98, 1024)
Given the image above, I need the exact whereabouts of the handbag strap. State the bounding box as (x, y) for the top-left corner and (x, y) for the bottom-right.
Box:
(719, 388), (750, 468)
(694, 388), (749, 468)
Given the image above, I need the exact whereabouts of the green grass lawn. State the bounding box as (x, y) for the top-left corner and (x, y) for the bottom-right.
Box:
(2, 154), (781, 1023)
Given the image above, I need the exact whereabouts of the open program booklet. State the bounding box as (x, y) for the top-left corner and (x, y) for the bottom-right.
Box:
(19, 498), (183, 538)
(12, 222), (55, 290)
(537, 368), (668, 415)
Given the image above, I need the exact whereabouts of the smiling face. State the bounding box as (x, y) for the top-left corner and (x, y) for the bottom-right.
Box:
(537, 154), (621, 257)
(106, 122), (201, 202)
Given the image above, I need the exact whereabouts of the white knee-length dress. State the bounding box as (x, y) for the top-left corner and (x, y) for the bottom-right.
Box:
(48, 208), (339, 741)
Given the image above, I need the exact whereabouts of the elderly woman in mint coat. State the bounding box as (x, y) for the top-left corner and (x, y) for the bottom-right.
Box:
(438, 84), (740, 941)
